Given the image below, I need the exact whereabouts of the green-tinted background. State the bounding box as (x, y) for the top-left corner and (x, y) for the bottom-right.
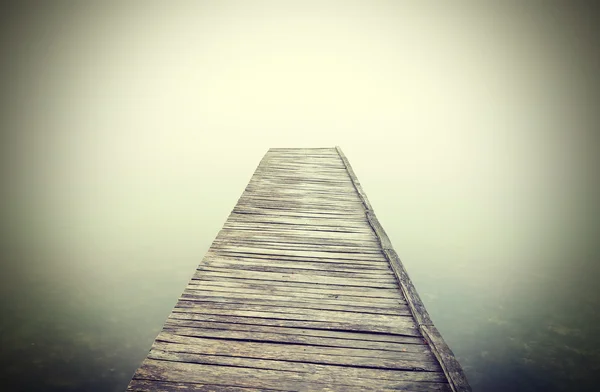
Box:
(1, 1), (599, 391)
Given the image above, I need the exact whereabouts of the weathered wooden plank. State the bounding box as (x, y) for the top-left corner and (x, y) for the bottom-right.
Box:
(163, 318), (422, 344)
(169, 311), (421, 336)
(222, 216), (371, 227)
(242, 188), (360, 200)
(193, 269), (399, 288)
(208, 246), (386, 261)
(256, 162), (346, 167)
(152, 335), (440, 371)
(222, 222), (375, 235)
(246, 181), (355, 190)
(191, 275), (401, 292)
(250, 175), (353, 183)
(213, 236), (382, 249)
(234, 201), (362, 210)
(216, 230), (380, 244)
(182, 287), (406, 307)
(200, 261), (390, 276)
(256, 166), (346, 171)
(232, 208), (366, 220)
(227, 211), (369, 224)
(222, 225), (373, 237)
(236, 196), (362, 206)
(231, 207), (367, 219)
(199, 262), (392, 279)
(161, 325), (419, 351)
(236, 200), (363, 210)
(211, 240), (383, 254)
(205, 252), (388, 268)
(244, 182), (354, 191)
(207, 248), (387, 263)
(176, 296), (409, 316)
(265, 155), (341, 159)
(173, 301), (415, 328)
(180, 290), (404, 310)
(156, 332), (431, 359)
(201, 254), (391, 272)
(214, 230), (379, 243)
(195, 265), (395, 282)
(186, 280), (404, 299)
(247, 178), (352, 186)
(135, 359), (448, 391)
(128, 379), (275, 392)
(148, 349), (448, 383)
(179, 294), (408, 315)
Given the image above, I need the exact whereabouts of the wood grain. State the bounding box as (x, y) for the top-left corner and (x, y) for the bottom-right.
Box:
(127, 147), (467, 391)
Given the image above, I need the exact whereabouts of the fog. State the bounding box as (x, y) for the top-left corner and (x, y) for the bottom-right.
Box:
(1, 1), (599, 391)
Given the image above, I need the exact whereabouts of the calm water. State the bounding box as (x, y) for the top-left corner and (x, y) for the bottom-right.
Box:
(1, 2), (599, 391)
(1, 151), (599, 391)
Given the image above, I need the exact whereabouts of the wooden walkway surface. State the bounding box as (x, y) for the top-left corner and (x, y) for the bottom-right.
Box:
(127, 147), (470, 392)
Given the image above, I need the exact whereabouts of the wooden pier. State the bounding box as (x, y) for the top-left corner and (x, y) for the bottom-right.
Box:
(127, 147), (470, 391)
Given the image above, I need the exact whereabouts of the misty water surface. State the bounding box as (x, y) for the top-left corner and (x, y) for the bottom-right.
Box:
(1, 1), (599, 391)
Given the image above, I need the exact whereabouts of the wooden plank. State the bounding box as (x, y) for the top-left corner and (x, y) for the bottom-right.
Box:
(213, 233), (382, 248)
(193, 269), (399, 288)
(179, 294), (408, 315)
(132, 357), (445, 390)
(152, 335), (441, 371)
(211, 240), (383, 254)
(244, 182), (354, 191)
(242, 189), (360, 200)
(169, 311), (421, 336)
(191, 275), (401, 292)
(181, 289), (404, 309)
(199, 262), (392, 279)
(128, 379), (274, 392)
(176, 296), (409, 316)
(225, 213), (371, 227)
(236, 196), (363, 207)
(173, 301), (416, 329)
(216, 230), (380, 244)
(205, 250), (389, 266)
(250, 173), (352, 181)
(155, 333), (432, 361)
(186, 280), (404, 299)
(231, 207), (367, 219)
(133, 359), (385, 391)
(221, 225), (373, 236)
(195, 265), (395, 282)
(183, 284), (403, 303)
(164, 318), (424, 344)
(185, 284), (404, 301)
(208, 246), (386, 261)
(148, 349), (449, 384)
(201, 254), (391, 272)
(208, 245), (386, 259)
(213, 236), (382, 249)
(182, 287), (406, 308)
(161, 325), (419, 351)
(232, 207), (366, 219)
(201, 260), (391, 276)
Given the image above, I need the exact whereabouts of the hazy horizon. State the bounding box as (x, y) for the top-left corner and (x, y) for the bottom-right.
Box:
(1, 1), (599, 391)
